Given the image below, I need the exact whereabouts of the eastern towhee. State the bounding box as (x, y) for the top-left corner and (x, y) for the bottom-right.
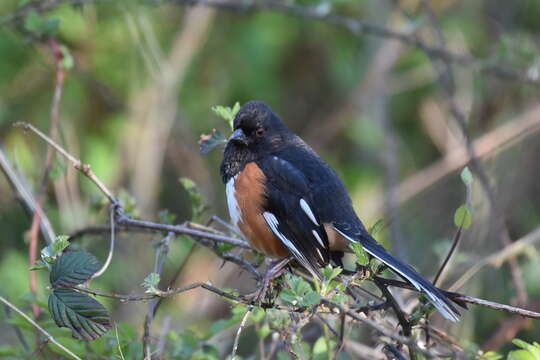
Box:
(220, 101), (460, 321)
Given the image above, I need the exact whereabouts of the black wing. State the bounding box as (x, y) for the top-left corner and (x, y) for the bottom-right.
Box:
(257, 155), (330, 278)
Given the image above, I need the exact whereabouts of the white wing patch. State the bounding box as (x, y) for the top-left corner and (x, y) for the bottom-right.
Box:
(226, 176), (241, 229)
(312, 230), (325, 248)
(263, 211), (320, 279)
(299, 198), (319, 226)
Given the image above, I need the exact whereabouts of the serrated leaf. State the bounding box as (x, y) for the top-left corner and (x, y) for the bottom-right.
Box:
(454, 204), (473, 229)
(460, 167), (473, 186)
(48, 288), (111, 340)
(211, 102), (240, 130)
(231, 102), (241, 118)
(53, 235), (70, 254)
(279, 289), (298, 305)
(142, 273), (160, 293)
(199, 129), (226, 154)
(50, 251), (100, 287)
(320, 265), (342, 281)
(350, 242), (369, 266)
(299, 291), (321, 307)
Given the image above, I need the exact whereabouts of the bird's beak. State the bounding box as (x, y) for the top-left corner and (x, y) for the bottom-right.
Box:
(229, 128), (248, 145)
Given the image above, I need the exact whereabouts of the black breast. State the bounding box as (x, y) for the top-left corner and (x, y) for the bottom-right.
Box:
(220, 142), (255, 183)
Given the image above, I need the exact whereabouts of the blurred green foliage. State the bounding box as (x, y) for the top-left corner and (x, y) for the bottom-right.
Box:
(1, 0), (540, 358)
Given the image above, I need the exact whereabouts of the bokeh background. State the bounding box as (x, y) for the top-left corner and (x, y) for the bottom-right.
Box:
(1, 0), (540, 357)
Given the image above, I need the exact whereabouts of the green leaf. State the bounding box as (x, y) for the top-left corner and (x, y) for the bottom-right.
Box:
(199, 129), (226, 154)
(257, 323), (271, 339)
(454, 204), (473, 229)
(48, 288), (112, 340)
(59, 45), (74, 70)
(53, 235), (70, 254)
(41, 235), (71, 263)
(481, 351), (503, 360)
(320, 265), (342, 281)
(300, 291), (321, 306)
(23, 10), (59, 35)
(508, 350), (536, 360)
(24, 10), (44, 32)
(313, 337), (329, 358)
(179, 177), (207, 220)
(30, 259), (49, 271)
(368, 218), (385, 236)
(349, 242), (369, 266)
(158, 209), (176, 225)
(369, 258), (384, 275)
(511, 339), (540, 360)
(460, 167), (473, 186)
(207, 308), (245, 337)
(211, 102), (241, 130)
(141, 273), (161, 294)
(280, 274), (321, 307)
(50, 251), (100, 287)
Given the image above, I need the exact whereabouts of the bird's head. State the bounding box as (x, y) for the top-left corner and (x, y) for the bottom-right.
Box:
(227, 101), (289, 155)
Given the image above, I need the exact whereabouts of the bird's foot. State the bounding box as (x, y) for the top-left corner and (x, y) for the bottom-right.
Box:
(243, 257), (292, 306)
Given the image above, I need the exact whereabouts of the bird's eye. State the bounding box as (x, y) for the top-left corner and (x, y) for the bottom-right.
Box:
(255, 127), (264, 137)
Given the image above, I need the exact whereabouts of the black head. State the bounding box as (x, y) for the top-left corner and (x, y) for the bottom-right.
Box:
(228, 101), (289, 153)
(220, 101), (290, 182)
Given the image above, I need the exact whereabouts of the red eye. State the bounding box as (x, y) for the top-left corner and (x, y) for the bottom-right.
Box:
(256, 127), (264, 136)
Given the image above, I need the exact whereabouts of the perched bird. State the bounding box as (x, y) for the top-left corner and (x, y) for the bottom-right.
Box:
(220, 101), (460, 321)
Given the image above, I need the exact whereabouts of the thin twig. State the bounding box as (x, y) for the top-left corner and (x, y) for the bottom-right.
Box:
(377, 277), (540, 319)
(433, 226), (463, 286)
(76, 281), (243, 303)
(383, 342), (407, 360)
(91, 205), (117, 278)
(231, 305), (253, 359)
(116, 214), (251, 249)
(374, 277), (415, 360)
(0, 295), (82, 360)
(0, 148), (55, 244)
(450, 226), (540, 291)
(322, 300), (446, 358)
(14, 122), (117, 204)
(143, 232), (173, 360)
(210, 215), (244, 237)
(14, 122), (251, 250)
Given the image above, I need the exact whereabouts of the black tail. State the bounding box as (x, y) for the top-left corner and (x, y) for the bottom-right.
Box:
(335, 227), (460, 322)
